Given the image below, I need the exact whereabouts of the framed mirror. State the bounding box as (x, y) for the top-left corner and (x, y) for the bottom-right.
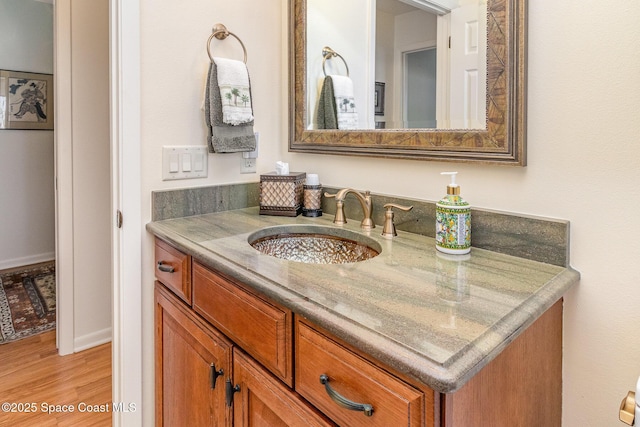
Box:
(289, 0), (527, 165)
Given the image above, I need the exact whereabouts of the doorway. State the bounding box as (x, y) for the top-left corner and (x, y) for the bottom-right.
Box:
(55, 0), (112, 355)
(403, 47), (437, 128)
(0, 0), (114, 416)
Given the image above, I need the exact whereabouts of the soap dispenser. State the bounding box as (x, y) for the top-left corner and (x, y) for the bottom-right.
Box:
(436, 172), (471, 254)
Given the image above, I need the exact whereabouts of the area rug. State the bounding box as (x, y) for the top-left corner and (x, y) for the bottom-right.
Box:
(0, 262), (56, 344)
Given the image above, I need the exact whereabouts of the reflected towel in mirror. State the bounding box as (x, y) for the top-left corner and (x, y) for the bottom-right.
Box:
(316, 76), (337, 129)
(316, 76), (358, 130)
(329, 75), (358, 130)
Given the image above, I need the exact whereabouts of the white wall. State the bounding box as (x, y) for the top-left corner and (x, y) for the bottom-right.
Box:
(0, 0), (53, 73)
(139, 0), (286, 421)
(138, 0), (640, 425)
(306, 0), (374, 128)
(375, 9), (395, 125)
(0, 0), (55, 269)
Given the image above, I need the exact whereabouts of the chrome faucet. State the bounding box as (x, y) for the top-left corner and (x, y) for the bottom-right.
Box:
(324, 188), (375, 231)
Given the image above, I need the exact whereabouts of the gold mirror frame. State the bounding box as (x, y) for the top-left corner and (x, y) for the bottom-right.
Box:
(289, 0), (527, 165)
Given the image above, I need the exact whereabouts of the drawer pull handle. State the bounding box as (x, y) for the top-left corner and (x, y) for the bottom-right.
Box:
(319, 374), (373, 417)
(157, 261), (175, 273)
(225, 379), (240, 407)
(210, 364), (224, 389)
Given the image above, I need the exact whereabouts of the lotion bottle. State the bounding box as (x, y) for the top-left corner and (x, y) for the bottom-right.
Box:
(436, 172), (471, 254)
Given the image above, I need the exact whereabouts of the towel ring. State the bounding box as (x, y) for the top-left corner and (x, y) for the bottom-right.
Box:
(207, 23), (247, 63)
(322, 46), (349, 77)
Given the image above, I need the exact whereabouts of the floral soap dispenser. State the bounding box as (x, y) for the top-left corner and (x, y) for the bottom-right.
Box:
(436, 172), (471, 255)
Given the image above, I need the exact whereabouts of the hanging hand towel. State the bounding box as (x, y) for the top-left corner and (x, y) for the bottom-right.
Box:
(213, 57), (254, 125)
(316, 76), (338, 129)
(205, 60), (256, 153)
(329, 75), (358, 130)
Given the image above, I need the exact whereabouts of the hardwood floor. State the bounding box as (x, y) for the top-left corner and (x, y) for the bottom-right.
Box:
(0, 330), (112, 426)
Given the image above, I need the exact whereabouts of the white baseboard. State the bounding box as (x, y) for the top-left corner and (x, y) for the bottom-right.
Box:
(0, 252), (56, 270)
(74, 327), (112, 352)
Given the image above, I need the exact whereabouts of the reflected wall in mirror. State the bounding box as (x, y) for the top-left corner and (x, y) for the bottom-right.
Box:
(289, 0), (527, 165)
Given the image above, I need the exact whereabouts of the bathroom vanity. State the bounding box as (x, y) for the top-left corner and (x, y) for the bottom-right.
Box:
(149, 207), (578, 426)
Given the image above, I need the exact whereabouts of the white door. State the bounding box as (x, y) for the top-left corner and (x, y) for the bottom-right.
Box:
(55, 0), (112, 355)
(449, 0), (487, 129)
(56, 1), (142, 424)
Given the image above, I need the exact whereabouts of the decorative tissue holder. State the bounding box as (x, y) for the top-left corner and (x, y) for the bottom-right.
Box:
(259, 172), (306, 216)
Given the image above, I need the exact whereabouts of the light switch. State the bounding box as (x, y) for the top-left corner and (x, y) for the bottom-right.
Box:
(169, 154), (179, 173)
(194, 153), (204, 171)
(182, 153), (192, 172)
(163, 146), (208, 181)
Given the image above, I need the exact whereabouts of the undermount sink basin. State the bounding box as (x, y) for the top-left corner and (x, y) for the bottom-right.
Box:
(248, 225), (381, 264)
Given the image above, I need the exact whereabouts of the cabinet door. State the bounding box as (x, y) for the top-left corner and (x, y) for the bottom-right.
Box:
(155, 283), (233, 427)
(232, 348), (336, 427)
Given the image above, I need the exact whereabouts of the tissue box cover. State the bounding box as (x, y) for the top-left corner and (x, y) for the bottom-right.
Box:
(259, 172), (306, 216)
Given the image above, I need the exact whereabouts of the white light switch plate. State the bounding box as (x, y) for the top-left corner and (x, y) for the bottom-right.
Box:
(162, 146), (208, 180)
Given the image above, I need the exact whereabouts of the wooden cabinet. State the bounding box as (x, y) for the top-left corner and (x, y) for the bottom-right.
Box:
(442, 299), (563, 427)
(154, 237), (562, 427)
(155, 283), (232, 426)
(154, 239), (327, 427)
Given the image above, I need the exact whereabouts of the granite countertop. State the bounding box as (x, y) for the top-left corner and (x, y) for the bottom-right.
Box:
(147, 207), (579, 394)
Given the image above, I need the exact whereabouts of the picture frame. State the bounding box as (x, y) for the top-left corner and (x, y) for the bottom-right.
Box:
(374, 81), (385, 116)
(0, 70), (54, 130)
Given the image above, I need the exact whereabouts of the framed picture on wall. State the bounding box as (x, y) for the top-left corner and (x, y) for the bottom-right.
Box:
(374, 81), (385, 116)
(0, 70), (54, 130)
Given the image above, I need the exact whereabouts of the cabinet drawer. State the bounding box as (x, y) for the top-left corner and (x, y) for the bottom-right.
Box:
(155, 238), (191, 304)
(296, 318), (424, 427)
(193, 261), (293, 386)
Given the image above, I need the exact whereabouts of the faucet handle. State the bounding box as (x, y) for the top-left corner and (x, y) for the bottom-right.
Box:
(382, 203), (414, 238)
(384, 203), (413, 212)
(324, 191), (347, 225)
